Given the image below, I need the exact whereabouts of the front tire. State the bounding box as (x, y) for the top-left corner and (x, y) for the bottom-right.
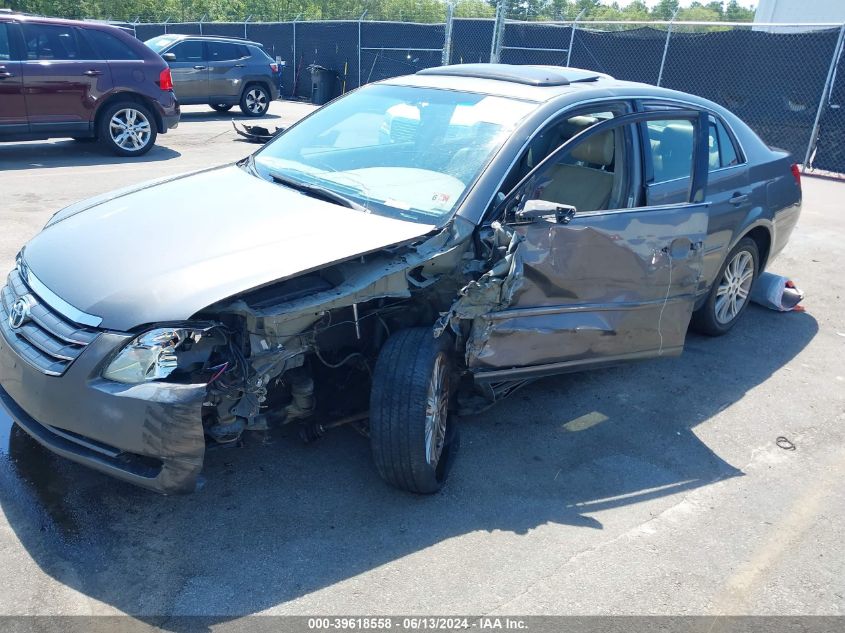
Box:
(239, 84), (271, 117)
(98, 101), (157, 157)
(692, 237), (759, 336)
(370, 327), (458, 494)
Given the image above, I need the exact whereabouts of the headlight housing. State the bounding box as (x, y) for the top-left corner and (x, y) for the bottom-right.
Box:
(103, 327), (202, 384)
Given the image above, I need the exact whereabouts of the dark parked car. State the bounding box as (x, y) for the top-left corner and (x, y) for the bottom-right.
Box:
(0, 65), (801, 495)
(144, 34), (280, 117)
(0, 13), (179, 156)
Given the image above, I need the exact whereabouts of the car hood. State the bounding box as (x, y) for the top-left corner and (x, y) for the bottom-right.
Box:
(22, 165), (435, 331)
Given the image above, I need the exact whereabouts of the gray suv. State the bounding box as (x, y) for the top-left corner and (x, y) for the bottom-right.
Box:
(145, 34), (280, 117)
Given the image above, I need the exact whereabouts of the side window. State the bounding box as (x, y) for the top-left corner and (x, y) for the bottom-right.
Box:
(0, 24), (11, 61)
(86, 29), (141, 60)
(523, 122), (630, 214)
(501, 107), (625, 195)
(645, 119), (694, 183)
(208, 42), (248, 62)
(168, 40), (204, 62)
(22, 24), (92, 60)
(708, 116), (740, 169)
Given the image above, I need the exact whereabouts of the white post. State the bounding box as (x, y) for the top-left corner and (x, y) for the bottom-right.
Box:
(358, 10), (367, 87)
(244, 15), (252, 40)
(565, 9), (586, 67)
(804, 23), (845, 168)
(442, 2), (454, 66)
(657, 7), (679, 87)
(199, 14), (206, 35)
(489, 0), (509, 63)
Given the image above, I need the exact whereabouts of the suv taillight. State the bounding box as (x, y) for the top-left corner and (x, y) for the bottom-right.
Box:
(270, 63), (279, 73)
(791, 163), (802, 188)
(158, 68), (173, 91)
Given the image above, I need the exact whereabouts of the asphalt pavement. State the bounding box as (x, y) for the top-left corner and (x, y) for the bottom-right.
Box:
(0, 101), (842, 621)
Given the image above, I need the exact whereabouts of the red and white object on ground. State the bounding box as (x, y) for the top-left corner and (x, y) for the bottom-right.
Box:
(750, 272), (806, 312)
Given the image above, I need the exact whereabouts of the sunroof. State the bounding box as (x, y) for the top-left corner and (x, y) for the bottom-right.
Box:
(417, 64), (609, 87)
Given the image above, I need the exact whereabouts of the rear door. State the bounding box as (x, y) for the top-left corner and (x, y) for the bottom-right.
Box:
(0, 21), (27, 134)
(206, 41), (249, 100)
(464, 110), (711, 381)
(164, 39), (208, 103)
(20, 22), (112, 135)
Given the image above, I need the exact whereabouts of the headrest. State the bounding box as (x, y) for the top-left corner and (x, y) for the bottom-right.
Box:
(571, 130), (614, 166)
(660, 124), (694, 157)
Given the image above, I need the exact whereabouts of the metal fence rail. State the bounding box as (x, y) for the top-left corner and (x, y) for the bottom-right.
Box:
(129, 9), (845, 174)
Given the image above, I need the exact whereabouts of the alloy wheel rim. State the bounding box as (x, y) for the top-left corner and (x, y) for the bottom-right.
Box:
(109, 108), (151, 151)
(424, 354), (449, 468)
(245, 89), (267, 114)
(715, 250), (754, 324)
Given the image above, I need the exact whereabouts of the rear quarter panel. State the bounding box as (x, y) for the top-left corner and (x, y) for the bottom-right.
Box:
(756, 152), (802, 264)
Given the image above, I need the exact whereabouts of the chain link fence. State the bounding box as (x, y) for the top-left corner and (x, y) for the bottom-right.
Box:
(127, 10), (845, 174)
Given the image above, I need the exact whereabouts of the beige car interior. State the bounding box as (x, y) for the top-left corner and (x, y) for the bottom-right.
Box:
(504, 112), (628, 213)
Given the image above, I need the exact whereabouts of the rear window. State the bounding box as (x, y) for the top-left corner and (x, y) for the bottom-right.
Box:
(208, 41), (248, 62)
(86, 29), (141, 60)
(708, 116), (741, 170)
(0, 24), (10, 61)
(22, 23), (94, 60)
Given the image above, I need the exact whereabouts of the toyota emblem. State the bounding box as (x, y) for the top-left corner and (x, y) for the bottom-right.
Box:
(9, 296), (32, 330)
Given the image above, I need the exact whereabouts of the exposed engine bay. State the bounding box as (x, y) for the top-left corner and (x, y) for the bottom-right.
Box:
(155, 218), (521, 451)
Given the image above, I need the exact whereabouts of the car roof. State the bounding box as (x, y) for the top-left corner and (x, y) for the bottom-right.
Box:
(148, 33), (262, 47)
(381, 63), (735, 113)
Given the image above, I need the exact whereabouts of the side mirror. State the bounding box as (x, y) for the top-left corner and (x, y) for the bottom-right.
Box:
(162, 52), (176, 62)
(514, 199), (577, 225)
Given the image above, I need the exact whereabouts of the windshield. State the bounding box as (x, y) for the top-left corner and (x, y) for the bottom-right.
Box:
(252, 85), (537, 223)
(145, 35), (181, 52)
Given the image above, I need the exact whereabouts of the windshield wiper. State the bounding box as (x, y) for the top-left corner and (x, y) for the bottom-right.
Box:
(269, 171), (366, 211)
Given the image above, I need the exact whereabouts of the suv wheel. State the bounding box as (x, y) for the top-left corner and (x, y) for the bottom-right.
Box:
(99, 102), (157, 157)
(210, 103), (233, 113)
(239, 84), (270, 117)
(370, 327), (459, 494)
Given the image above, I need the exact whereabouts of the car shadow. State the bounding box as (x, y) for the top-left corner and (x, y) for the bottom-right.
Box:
(0, 305), (818, 622)
(178, 110), (283, 123)
(0, 142), (181, 171)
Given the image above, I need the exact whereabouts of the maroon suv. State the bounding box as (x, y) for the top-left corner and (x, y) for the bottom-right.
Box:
(0, 13), (179, 156)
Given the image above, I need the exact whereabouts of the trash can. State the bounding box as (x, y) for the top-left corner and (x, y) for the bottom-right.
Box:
(308, 64), (337, 105)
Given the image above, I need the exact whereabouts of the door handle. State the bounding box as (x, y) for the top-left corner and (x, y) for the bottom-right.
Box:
(0, 71), (12, 79)
(234, 63), (246, 68)
(83, 69), (102, 76)
(729, 192), (749, 205)
(193, 65), (207, 70)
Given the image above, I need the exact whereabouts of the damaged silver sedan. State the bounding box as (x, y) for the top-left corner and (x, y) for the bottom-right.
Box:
(0, 64), (802, 494)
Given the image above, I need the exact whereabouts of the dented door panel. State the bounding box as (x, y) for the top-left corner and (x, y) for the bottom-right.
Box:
(467, 204), (709, 375)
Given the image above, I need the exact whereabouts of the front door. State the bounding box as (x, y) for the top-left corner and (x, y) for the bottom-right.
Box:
(0, 22), (26, 135)
(165, 39), (208, 103)
(19, 22), (112, 135)
(465, 110), (712, 381)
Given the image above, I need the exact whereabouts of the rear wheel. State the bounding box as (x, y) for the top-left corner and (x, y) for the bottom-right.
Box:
(98, 101), (157, 157)
(239, 84), (270, 117)
(370, 327), (459, 494)
(692, 237), (759, 336)
(210, 103), (233, 113)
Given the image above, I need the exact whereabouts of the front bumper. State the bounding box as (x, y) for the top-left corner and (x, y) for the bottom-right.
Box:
(0, 325), (206, 495)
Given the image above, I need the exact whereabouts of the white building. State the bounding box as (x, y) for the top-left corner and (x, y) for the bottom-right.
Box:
(754, 0), (845, 31)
